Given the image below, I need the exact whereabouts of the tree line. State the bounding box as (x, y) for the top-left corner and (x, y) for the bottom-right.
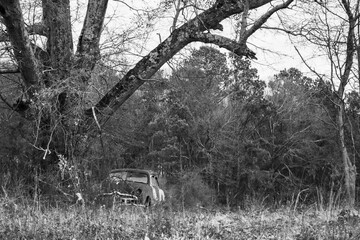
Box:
(1, 45), (359, 208)
(0, 0), (359, 208)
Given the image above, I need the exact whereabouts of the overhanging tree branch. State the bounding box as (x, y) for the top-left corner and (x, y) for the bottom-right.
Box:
(242, 0), (294, 41)
(0, 22), (47, 42)
(87, 0), (294, 125)
(0, 0), (294, 127)
(191, 32), (257, 59)
(0, 0), (40, 95)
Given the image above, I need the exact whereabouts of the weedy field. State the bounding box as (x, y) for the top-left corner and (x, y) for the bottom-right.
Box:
(1, 197), (360, 240)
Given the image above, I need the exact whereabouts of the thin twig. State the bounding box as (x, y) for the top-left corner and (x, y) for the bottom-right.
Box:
(92, 107), (101, 130)
(294, 46), (325, 81)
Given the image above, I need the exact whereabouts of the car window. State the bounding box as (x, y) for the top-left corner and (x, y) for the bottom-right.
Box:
(110, 171), (127, 181)
(126, 172), (148, 184)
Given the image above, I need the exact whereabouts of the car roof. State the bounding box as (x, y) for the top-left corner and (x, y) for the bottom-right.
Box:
(110, 168), (157, 176)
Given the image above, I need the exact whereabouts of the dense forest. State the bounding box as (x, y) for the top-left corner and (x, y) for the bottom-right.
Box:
(0, 0), (359, 211)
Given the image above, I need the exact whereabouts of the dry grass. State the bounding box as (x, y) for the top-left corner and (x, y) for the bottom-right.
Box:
(0, 197), (360, 239)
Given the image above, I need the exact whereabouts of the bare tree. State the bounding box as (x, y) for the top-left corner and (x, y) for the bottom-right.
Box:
(279, 0), (359, 207)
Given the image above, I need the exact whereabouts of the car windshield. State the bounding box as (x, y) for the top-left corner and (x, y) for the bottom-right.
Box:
(110, 171), (127, 181)
(126, 171), (148, 184)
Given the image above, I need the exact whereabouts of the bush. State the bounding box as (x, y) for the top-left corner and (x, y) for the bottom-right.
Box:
(166, 170), (215, 209)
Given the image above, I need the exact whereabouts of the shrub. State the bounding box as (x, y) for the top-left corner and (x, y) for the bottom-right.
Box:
(166, 170), (215, 209)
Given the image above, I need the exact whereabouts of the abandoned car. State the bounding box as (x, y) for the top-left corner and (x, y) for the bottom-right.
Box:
(96, 168), (165, 207)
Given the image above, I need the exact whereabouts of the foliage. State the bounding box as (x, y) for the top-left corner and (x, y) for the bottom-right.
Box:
(280, 0), (359, 206)
(4, 0), (351, 211)
(266, 68), (340, 198)
(166, 170), (216, 209)
(1, 41), (358, 208)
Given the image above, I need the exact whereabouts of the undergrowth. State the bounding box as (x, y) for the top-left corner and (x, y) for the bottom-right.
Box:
(0, 196), (360, 239)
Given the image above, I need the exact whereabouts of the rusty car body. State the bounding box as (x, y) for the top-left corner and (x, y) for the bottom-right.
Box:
(96, 168), (165, 207)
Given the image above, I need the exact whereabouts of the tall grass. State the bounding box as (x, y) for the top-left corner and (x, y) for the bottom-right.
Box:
(1, 195), (360, 239)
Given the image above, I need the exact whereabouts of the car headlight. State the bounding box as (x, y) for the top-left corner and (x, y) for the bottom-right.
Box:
(159, 189), (165, 201)
(151, 186), (158, 201)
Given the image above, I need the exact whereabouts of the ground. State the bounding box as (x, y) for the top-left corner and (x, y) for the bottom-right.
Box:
(0, 197), (360, 239)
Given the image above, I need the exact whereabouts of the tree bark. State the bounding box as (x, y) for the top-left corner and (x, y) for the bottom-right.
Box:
(0, 0), (41, 96)
(76, 0), (109, 71)
(337, 0), (357, 207)
(42, 0), (73, 77)
(337, 101), (356, 207)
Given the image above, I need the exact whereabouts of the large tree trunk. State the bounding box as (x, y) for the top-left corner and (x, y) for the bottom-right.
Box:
(336, 0), (357, 207)
(337, 101), (357, 207)
(42, 0), (73, 75)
